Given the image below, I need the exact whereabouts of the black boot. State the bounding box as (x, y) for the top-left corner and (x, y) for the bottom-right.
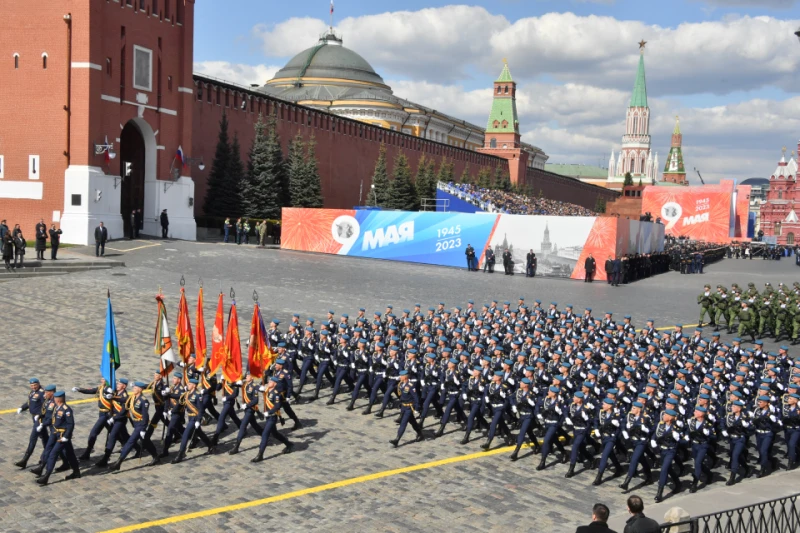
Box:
(283, 442), (295, 454)
(375, 408), (385, 419)
(690, 476), (699, 493)
(460, 432), (471, 445)
(55, 462), (71, 473)
(228, 442), (240, 456)
(171, 451), (185, 464)
(148, 454), (161, 467)
(251, 451), (264, 463)
(654, 485), (664, 503)
(619, 475), (632, 491)
(95, 450), (111, 467)
(415, 431), (425, 443)
(434, 425), (445, 439)
(78, 449), (92, 461)
(158, 448), (170, 458)
(481, 438), (493, 450)
(593, 472), (603, 486)
(346, 400), (355, 412)
(36, 473), (50, 486)
(726, 470), (737, 486)
(326, 397), (335, 406)
(292, 420), (303, 431)
(14, 452), (31, 469)
(390, 438), (399, 448)
(65, 469), (81, 480)
(362, 404), (372, 415)
(109, 458), (123, 472)
(30, 463), (45, 476)
(536, 457), (546, 471)
(565, 464), (576, 478)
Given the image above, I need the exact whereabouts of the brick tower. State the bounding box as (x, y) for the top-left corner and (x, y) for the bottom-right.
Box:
(662, 116), (687, 185)
(477, 60), (528, 186)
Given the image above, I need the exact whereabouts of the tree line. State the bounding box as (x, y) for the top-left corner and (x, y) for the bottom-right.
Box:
(203, 112), (323, 220)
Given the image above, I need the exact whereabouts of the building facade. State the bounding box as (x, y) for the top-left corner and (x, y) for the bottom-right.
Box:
(760, 147), (800, 245)
(607, 43), (658, 188)
(662, 117), (687, 185)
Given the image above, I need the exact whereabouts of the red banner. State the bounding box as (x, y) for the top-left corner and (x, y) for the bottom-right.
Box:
(195, 287), (207, 368)
(247, 302), (274, 379)
(209, 292), (225, 375)
(641, 185), (733, 242)
(175, 288), (194, 364)
(222, 300), (243, 382)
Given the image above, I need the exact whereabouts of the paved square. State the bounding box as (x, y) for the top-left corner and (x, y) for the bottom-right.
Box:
(1, 241), (798, 532)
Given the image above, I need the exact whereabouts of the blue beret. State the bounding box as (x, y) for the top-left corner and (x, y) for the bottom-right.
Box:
(757, 395), (771, 402)
(375, 342), (384, 348)
(407, 349), (418, 354)
(632, 401), (643, 408)
(482, 356), (492, 362)
(521, 378), (532, 385)
(790, 393), (800, 400)
(448, 358), (458, 365)
(277, 342), (287, 348)
(189, 379), (199, 384)
(603, 398), (615, 405)
(173, 372), (183, 379)
(134, 381), (147, 388)
(699, 393), (710, 400)
(119, 378), (129, 385)
(586, 307), (592, 312)
(425, 353), (436, 359)
(442, 347), (451, 353)
(526, 365), (536, 371)
(617, 377), (629, 384)
(607, 388), (618, 395)
(665, 409), (678, 417)
(388, 346), (399, 352)
(503, 359), (513, 365)
(44, 384), (56, 392)
(494, 371), (504, 377)
(695, 406), (707, 413)
(275, 358), (286, 365)
(308, 318), (315, 323)
(358, 338), (367, 344)
(292, 313), (300, 318)
(733, 400), (745, 407)
(320, 330), (329, 336)
(574, 391), (585, 399)
(305, 327), (315, 333)
(29, 378), (40, 384)
(54, 391), (65, 398)
(271, 318), (280, 325)
(549, 386), (560, 393)
(270, 376), (281, 383)
(399, 370), (409, 376)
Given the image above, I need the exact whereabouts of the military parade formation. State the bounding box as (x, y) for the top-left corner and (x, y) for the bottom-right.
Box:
(13, 289), (800, 505)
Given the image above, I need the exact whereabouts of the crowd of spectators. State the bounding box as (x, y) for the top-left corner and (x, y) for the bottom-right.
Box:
(442, 182), (595, 216)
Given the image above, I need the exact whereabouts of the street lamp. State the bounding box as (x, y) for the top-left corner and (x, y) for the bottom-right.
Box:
(94, 135), (116, 160)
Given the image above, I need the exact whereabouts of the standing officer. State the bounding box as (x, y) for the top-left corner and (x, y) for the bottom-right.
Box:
(389, 370), (424, 447)
(503, 249), (514, 275)
(509, 377), (541, 460)
(526, 250), (537, 277)
(36, 391), (81, 485)
(605, 256), (613, 285)
(484, 246), (496, 273)
(228, 372), (264, 455)
(465, 243), (477, 271)
(584, 254), (596, 283)
(109, 381), (160, 470)
(251, 377), (295, 462)
(72, 378), (114, 461)
(171, 378), (213, 464)
(95, 378), (131, 467)
(14, 377), (46, 468)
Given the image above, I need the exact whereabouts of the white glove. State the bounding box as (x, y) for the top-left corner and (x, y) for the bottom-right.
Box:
(420, 380), (426, 387)
(770, 415), (777, 423)
(179, 362), (186, 367)
(537, 413), (544, 421)
(555, 406), (562, 415)
(140, 431), (146, 439)
(236, 380), (243, 385)
(586, 403), (595, 410)
(462, 393), (467, 400)
(220, 396), (227, 402)
(622, 430), (630, 439)
(258, 386), (266, 392)
(104, 394), (113, 399)
(622, 397), (631, 404)
(36, 425), (43, 433)
(71, 387), (78, 392)
(440, 384), (446, 391)
(722, 430), (729, 437)
(34, 415), (40, 422)
(350, 363), (356, 369)
(641, 426), (650, 434)
(672, 430), (680, 440)
(60, 437), (68, 443)
(162, 388), (170, 395)
(702, 428), (709, 436)
(106, 419), (114, 427)
(16, 408), (22, 414)
(194, 421), (200, 429)
(512, 406), (518, 414)
(565, 418), (574, 426)
(742, 420), (750, 428)
(166, 412), (171, 420)
(611, 419), (620, 427)
(650, 439), (658, 448)
(198, 388), (205, 394)
(197, 366), (204, 372)
(593, 429), (601, 438)
(679, 406), (685, 415)
(106, 387), (114, 394)
(581, 412), (589, 421)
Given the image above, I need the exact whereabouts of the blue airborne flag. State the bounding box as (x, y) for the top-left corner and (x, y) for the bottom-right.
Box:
(101, 297), (121, 387)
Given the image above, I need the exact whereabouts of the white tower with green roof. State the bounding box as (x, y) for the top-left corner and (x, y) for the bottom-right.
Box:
(608, 41), (656, 185)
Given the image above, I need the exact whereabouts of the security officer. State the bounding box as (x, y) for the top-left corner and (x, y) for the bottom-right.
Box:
(509, 377), (541, 460)
(36, 391), (80, 485)
(229, 372), (264, 455)
(14, 377), (46, 468)
(171, 378), (213, 464)
(687, 406), (715, 493)
(95, 378), (131, 467)
(251, 376), (294, 462)
(592, 398), (623, 486)
(389, 370), (424, 447)
(109, 381), (160, 470)
(536, 385), (568, 470)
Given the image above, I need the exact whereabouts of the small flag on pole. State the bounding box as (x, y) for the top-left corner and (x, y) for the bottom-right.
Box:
(155, 295), (179, 376)
(101, 296), (121, 388)
(330, 0), (334, 14)
(176, 146), (186, 168)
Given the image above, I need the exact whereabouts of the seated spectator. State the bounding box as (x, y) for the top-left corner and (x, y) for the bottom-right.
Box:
(442, 181), (595, 216)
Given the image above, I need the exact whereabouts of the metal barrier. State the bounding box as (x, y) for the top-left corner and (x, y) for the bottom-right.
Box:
(659, 492), (800, 533)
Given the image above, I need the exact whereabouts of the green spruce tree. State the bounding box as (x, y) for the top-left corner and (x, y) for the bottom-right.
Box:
(415, 155), (437, 209)
(623, 172), (634, 186)
(437, 158), (454, 185)
(243, 114), (282, 219)
(370, 144), (391, 207)
(387, 153), (418, 210)
(203, 112), (239, 217)
(460, 163), (473, 185)
(477, 167), (493, 189)
(287, 132), (306, 207)
(595, 195), (607, 214)
(302, 134), (324, 208)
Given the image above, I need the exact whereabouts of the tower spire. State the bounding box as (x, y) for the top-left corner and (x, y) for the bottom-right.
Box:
(630, 42), (648, 108)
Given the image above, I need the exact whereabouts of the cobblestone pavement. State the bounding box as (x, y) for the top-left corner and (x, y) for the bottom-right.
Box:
(1, 241), (798, 532)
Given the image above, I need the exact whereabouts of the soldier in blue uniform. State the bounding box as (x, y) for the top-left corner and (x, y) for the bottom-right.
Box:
(171, 378), (213, 464)
(143, 372), (168, 446)
(294, 327), (318, 401)
(482, 371), (513, 450)
(592, 398), (623, 486)
(29, 384), (62, 476)
(687, 406), (715, 493)
(271, 357), (302, 429)
(229, 372), (265, 455)
(509, 377), (541, 460)
(783, 393), (800, 469)
(376, 345), (403, 418)
(652, 409), (686, 502)
(721, 399), (753, 485)
(389, 370), (424, 447)
(95, 378), (132, 467)
(362, 342), (388, 415)
(536, 386), (568, 469)
(418, 353), (444, 428)
(435, 358), (466, 438)
(71, 378), (114, 461)
(159, 372), (187, 457)
(251, 377), (294, 462)
(210, 376), (243, 448)
(313, 330), (335, 400)
(36, 391), (80, 485)
(327, 337), (354, 405)
(462, 366), (488, 444)
(565, 391), (597, 478)
(619, 402), (653, 491)
(346, 339), (371, 411)
(752, 395), (780, 478)
(15, 378), (47, 468)
(109, 381), (160, 470)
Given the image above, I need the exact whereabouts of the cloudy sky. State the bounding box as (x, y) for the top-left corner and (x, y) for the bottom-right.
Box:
(194, 1), (800, 184)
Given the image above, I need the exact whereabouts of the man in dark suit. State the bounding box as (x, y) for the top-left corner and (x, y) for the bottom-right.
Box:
(584, 253), (596, 283)
(94, 222), (108, 257)
(605, 256), (613, 284)
(622, 496), (660, 533)
(576, 503), (617, 533)
(483, 246), (495, 273)
(160, 209), (169, 239)
(611, 257), (622, 287)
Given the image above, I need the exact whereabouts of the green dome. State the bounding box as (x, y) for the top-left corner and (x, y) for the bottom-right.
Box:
(269, 34), (388, 88)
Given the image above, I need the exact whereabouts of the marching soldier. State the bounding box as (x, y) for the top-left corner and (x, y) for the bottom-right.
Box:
(143, 373), (168, 445)
(228, 372), (264, 456)
(14, 378), (47, 468)
(109, 381), (160, 470)
(171, 378), (213, 464)
(652, 408), (685, 503)
(592, 398), (623, 486)
(536, 386), (568, 469)
(687, 406), (715, 493)
(434, 358), (465, 438)
(272, 357), (302, 429)
(71, 378), (114, 461)
(159, 372), (187, 457)
(482, 371), (513, 450)
(619, 401), (653, 491)
(462, 366), (488, 445)
(389, 370), (424, 447)
(509, 377), (541, 460)
(783, 393), (800, 469)
(251, 376), (294, 462)
(752, 395), (780, 478)
(35, 391), (81, 485)
(721, 399), (752, 486)
(95, 378), (132, 467)
(210, 376), (243, 448)
(327, 337), (354, 405)
(698, 285), (714, 327)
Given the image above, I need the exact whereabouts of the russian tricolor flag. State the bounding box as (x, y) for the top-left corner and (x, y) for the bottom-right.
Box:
(176, 146), (186, 168)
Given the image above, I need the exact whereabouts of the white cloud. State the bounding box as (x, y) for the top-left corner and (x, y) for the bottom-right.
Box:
(193, 61), (281, 87)
(698, 0), (799, 7)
